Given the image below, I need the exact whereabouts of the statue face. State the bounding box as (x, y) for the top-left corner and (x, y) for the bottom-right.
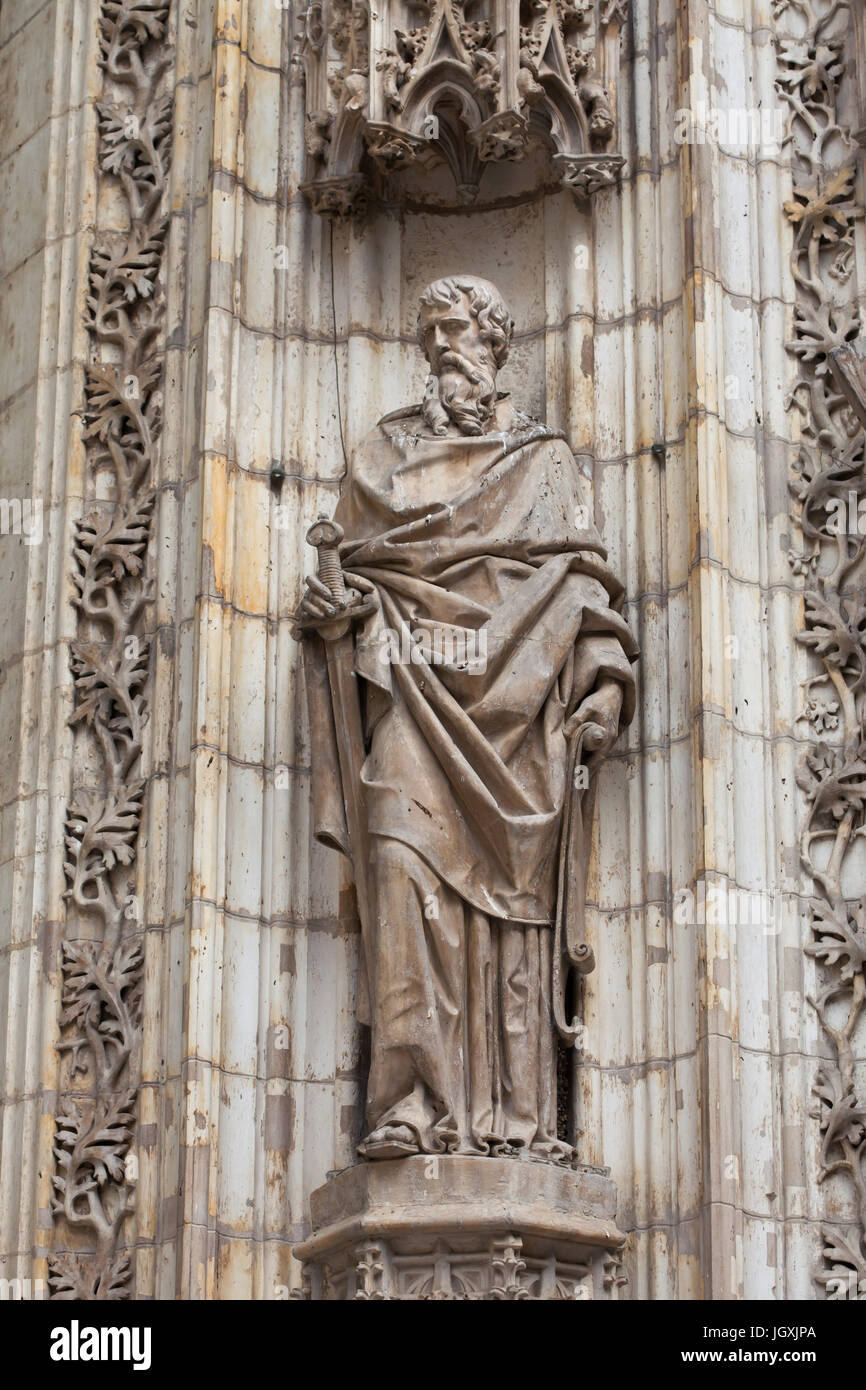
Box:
(417, 284), (502, 436)
(418, 292), (495, 382)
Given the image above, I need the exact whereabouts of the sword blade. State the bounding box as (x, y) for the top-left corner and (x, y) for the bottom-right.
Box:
(321, 630), (374, 936)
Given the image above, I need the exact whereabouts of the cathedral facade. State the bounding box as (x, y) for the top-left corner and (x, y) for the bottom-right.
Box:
(1, 0), (865, 1302)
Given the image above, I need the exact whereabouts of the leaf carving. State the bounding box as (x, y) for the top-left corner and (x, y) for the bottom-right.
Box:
(776, 0), (866, 1297)
(53, 0), (171, 1304)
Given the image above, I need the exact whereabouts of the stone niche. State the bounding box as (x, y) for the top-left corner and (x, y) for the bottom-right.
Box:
(294, 1157), (627, 1300)
(291, 0), (634, 1308)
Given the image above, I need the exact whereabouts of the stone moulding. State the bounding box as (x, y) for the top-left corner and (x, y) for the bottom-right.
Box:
(775, 0), (866, 1299)
(48, 0), (173, 1301)
(293, 1156), (628, 1300)
(295, 0), (628, 214)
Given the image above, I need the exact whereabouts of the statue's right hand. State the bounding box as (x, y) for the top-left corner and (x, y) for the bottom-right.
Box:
(295, 573), (341, 627)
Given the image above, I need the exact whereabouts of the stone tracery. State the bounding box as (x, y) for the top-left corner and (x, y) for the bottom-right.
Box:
(296, 0), (627, 213)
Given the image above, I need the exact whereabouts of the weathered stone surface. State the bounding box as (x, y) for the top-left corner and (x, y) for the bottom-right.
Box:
(295, 1155), (626, 1300)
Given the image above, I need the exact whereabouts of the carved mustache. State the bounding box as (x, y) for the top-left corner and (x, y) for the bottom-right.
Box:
(437, 350), (490, 387)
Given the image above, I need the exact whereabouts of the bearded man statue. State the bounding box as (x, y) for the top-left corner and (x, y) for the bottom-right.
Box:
(296, 275), (637, 1165)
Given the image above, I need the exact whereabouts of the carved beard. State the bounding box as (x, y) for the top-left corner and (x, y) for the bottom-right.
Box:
(422, 350), (497, 437)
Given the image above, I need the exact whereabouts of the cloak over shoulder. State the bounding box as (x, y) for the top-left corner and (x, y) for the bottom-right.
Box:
(305, 399), (638, 925)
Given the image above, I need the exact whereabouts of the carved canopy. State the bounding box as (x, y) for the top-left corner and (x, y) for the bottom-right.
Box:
(295, 0), (628, 214)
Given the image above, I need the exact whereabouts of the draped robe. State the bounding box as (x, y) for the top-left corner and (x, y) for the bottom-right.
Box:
(304, 396), (637, 1161)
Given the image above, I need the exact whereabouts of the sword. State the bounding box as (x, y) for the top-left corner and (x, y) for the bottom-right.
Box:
(300, 515), (377, 944)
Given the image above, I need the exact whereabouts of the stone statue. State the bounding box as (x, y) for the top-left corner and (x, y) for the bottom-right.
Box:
(296, 275), (637, 1166)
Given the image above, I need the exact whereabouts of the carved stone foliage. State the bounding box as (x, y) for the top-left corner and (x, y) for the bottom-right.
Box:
(48, 0), (173, 1301)
(295, 0), (628, 214)
(775, 0), (866, 1300)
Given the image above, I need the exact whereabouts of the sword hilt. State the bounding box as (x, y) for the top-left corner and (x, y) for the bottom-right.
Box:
(307, 515), (346, 605)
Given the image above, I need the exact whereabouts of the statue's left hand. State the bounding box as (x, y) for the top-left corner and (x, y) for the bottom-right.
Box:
(566, 678), (623, 760)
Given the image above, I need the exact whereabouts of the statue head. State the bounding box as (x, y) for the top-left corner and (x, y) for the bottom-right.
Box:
(416, 275), (514, 436)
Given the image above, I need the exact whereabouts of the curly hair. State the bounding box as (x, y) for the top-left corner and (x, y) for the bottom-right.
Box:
(417, 276), (514, 369)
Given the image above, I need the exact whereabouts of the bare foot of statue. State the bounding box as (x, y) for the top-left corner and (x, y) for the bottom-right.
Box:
(357, 1124), (419, 1160)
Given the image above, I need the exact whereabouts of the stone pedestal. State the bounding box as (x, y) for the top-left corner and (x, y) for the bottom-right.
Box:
(293, 1157), (627, 1301)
